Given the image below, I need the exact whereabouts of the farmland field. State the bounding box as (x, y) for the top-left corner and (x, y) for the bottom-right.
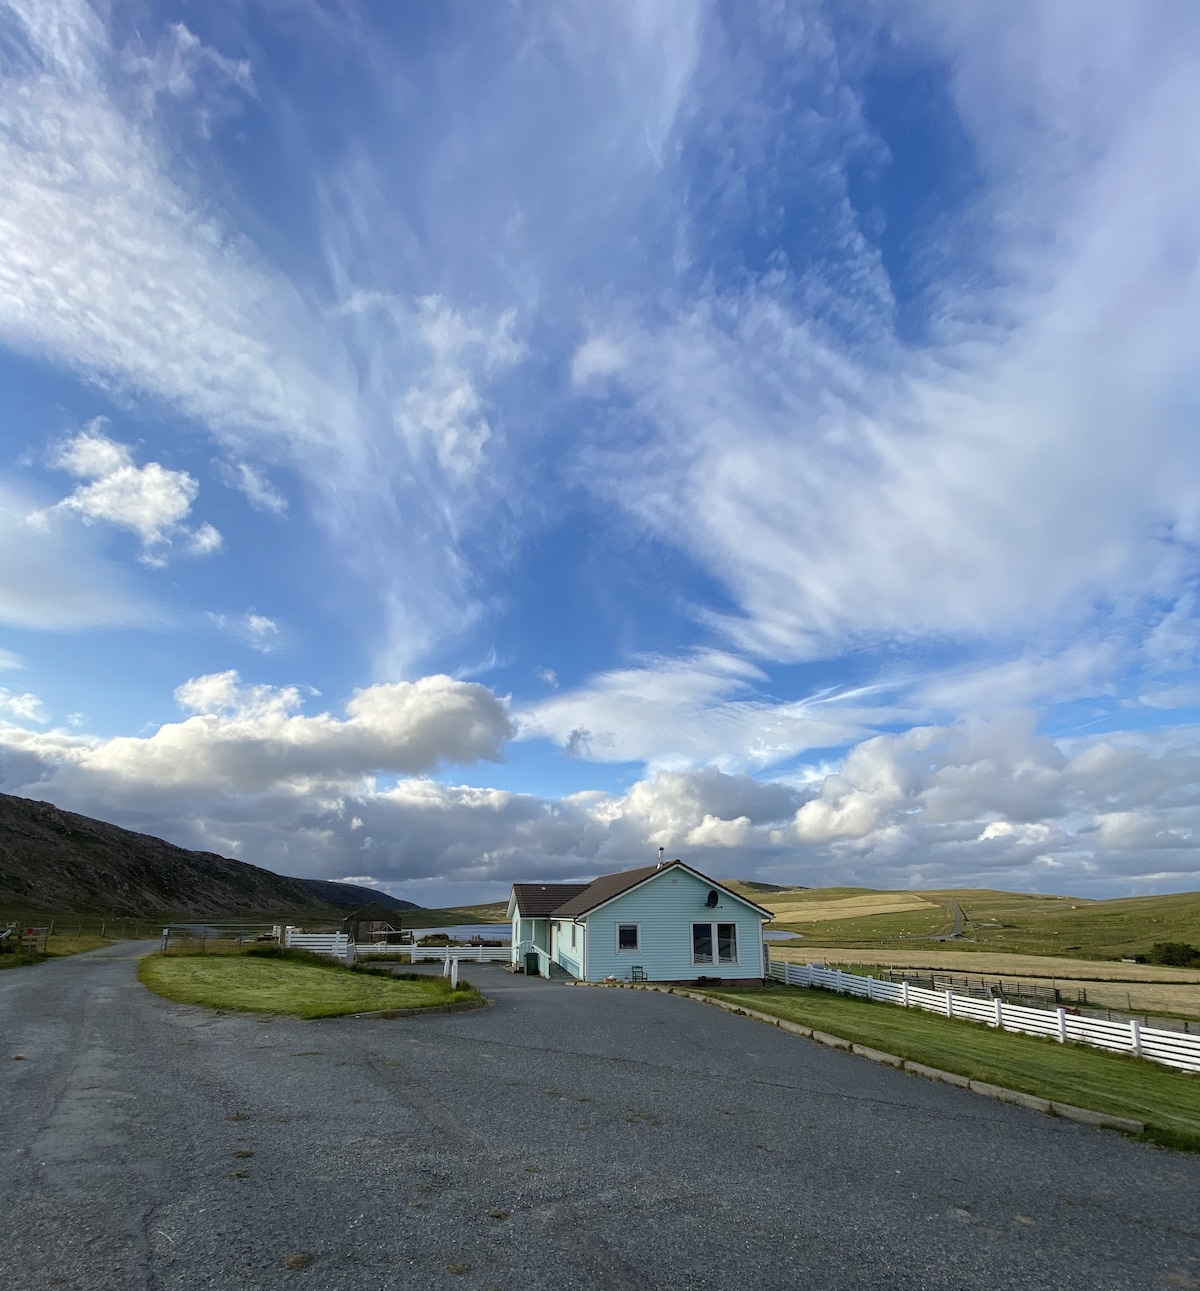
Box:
(726, 880), (1200, 961)
(766, 947), (1200, 1019)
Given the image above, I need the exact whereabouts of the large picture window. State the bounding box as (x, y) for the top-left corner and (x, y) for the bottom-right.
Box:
(617, 923), (640, 952)
(692, 922), (737, 966)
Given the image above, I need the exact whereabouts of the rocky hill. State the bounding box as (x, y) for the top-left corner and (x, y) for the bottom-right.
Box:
(0, 792), (416, 917)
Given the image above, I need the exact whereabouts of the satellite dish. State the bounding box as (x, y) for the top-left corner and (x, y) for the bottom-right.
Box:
(705, 889), (719, 908)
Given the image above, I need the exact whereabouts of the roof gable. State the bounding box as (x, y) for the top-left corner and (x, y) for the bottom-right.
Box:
(551, 861), (773, 920)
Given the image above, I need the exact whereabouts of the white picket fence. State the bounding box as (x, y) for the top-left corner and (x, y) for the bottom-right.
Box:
(284, 930), (353, 957)
(282, 928), (508, 968)
(354, 942), (510, 964)
(768, 960), (1200, 1073)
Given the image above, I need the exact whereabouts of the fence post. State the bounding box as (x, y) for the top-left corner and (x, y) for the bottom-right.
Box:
(836, 969), (845, 994)
(994, 998), (1003, 1029)
(866, 976), (874, 1001)
(450, 958), (459, 988)
(442, 952), (451, 978)
(1130, 1019), (1142, 1057)
(901, 980), (910, 1008)
(1056, 1007), (1067, 1043)
(945, 989), (954, 1018)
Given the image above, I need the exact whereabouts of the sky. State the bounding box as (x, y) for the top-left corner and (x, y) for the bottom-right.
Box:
(2, 1), (1200, 906)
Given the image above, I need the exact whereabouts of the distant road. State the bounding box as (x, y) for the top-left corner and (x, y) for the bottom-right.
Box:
(2, 945), (1198, 1289)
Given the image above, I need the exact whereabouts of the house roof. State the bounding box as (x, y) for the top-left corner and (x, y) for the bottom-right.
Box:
(549, 863), (663, 917)
(511, 882), (590, 918)
(549, 860), (774, 920)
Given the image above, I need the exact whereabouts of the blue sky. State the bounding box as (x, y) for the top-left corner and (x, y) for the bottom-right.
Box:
(3, 1), (1200, 905)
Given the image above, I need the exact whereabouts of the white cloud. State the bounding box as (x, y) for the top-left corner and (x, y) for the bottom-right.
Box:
(245, 611), (279, 649)
(206, 609), (282, 654)
(519, 650), (894, 771)
(220, 461), (287, 515)
(27, 669), (515, 796)
(0, 688), (47, 723)
(37, 426), (220, 565)
(3, 684), (1200, 896)
(121, 21), (255, 136)
(571, 335), (626, 387)
(392, 297), (525, 479)
(0, 480), (156, 630)
(573, 8), (1200, 666)
(0, 648), (24, 671)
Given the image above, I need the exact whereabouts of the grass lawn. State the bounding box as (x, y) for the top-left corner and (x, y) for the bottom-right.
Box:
(138, 953), (480, 1018)
(700, 985), (1200, 1153)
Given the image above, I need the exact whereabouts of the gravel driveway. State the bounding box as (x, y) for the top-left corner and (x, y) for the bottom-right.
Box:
(2, 943), (1198, 1290)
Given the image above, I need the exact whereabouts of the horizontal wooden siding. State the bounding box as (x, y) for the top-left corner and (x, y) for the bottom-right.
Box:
(583, 867), (763, 982)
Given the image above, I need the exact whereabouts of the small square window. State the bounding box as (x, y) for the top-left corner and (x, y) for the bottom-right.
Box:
(617, 924), (639, 952)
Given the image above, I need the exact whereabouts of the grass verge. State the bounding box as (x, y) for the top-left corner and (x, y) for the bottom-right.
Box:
(138, 950), (481, 1018)
(0, 934), (115, 970)
(698, 985), (1200, 1153)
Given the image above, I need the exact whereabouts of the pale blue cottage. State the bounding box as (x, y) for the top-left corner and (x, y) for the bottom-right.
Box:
(508, 860), (772, 983)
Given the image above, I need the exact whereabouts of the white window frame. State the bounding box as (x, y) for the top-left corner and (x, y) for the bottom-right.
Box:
(692, 921), (739, 967)
(615, 922), (641, 953)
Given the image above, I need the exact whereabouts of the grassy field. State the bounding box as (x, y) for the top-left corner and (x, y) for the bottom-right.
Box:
(138, 952), (481, 1018)
(699, 985), (1200, 1152)
(725, 881), (1200, 961)
(770, 945), (1200, 983)
(770, 951), (1200, 1020)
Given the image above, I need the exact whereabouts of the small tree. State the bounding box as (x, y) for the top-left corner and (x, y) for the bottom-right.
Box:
(1147, 942), (1200, 968)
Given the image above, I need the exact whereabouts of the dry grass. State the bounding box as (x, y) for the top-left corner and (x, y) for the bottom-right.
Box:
(772, 944), (1200, 983)
(766, 893), (937, 923)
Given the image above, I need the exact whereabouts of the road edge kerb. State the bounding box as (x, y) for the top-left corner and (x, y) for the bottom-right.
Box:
(596, 982), (1146, 1138)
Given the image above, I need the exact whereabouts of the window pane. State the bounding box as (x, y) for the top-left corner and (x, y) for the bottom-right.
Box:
(692, 923), (713, 964)
(717, 923), (737, 964)
(618, 924), (638, 951)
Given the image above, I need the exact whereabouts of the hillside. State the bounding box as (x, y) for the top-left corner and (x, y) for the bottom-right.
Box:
(734, 880), (1200, 962)
(0, 793), (417, 917)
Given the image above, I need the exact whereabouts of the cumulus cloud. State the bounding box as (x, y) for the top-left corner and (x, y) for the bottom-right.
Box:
(35, 426), (220, 566)
(0, 688), (47, 723)
(3, 690), (1200, 898)
(46, 669), (517, 794)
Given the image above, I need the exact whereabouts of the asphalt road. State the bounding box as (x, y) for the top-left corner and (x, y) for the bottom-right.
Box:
(2, 945), (1198, 1290)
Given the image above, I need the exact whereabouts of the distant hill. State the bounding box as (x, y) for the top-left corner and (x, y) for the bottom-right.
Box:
(0, 792), (417, 917)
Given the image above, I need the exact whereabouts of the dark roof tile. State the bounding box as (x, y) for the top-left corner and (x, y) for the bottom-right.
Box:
(511, 882), (590, 918)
